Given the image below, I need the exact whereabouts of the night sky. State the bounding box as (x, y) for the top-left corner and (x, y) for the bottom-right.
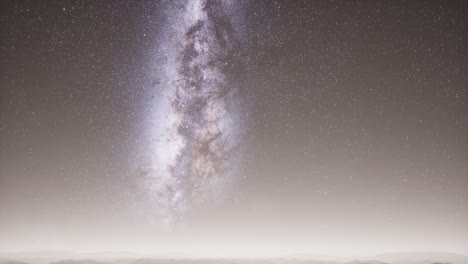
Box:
(1, 0), (467, 257)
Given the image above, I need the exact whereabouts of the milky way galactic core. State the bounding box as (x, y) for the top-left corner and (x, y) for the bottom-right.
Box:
(143, 0), (246, 226)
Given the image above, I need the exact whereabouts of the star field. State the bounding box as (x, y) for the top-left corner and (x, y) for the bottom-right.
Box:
(0, 0), (467, 256)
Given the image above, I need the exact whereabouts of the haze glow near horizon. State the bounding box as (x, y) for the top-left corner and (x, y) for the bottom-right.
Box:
(0, 0), (467, 257)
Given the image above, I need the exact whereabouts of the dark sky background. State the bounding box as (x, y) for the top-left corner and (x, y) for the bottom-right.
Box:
(1, 0), (467, 257)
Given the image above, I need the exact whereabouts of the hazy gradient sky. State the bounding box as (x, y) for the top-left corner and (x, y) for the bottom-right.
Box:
(1, 0), (467, 257)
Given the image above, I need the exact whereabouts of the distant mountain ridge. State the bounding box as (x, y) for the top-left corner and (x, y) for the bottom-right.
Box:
(1, 251), (468, 264)
(371, 252), (468, 264)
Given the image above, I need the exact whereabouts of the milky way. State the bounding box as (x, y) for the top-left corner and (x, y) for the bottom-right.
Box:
(144, 0), (245, 226)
